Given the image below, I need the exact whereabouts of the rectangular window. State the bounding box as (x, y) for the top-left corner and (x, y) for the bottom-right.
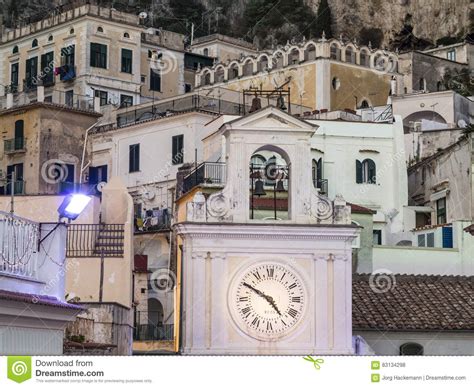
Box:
(426, 232), (435, 247)
(89, 165), (108, 185)
(6, 163), (24, 194)
(94, 90), (108, 106)
(373, 230), (382, 245)
(185, 83), (192, 93)
(25, 57), (38, 89)
(10, 63), (19, 90)
(121, 48), (133, 73)
(90, 43), (107, 68)
(40, 51), (55, 86)
(417, 234), (426, 247)
(447, 49), (456, 61)
(120, 94), (133, 108)
(150, 69), (161, 91)
(61, 45), (75, 66)
(172, 135), (184, 165)
(65, 90), (74, 107)
(436, 197), (447, 224)
(129, 144), (140, 173)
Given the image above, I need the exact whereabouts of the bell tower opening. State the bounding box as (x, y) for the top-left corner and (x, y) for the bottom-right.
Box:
(249, 147), (289, 220)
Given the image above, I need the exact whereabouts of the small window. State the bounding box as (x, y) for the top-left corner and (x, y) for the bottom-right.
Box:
(356, 159), (376, 184)
(129, 144), (140, 173)
(90, 43), (107, 68)
(332, 77), (340, 90)
(150, 69), (161, 91)
(121, 48), (133, 73)
(203, 48), (209, 56)
(400, 343), (423, 355)
(141, 75), (146, 83)
(373, 230), (382, 245)
(94, 90), (108, 106)
(124, 32), (130, 39)
(426, 232), (435, 247)
(419, 77), (426, 91)
(65, 90), (74, 107)
(172, 135), (184, 165)
(330, 44), (340, 60)
(447, 49), (456, 61)
(48, 35), (53, 42)
(120, 94), (133, 108)
(70, 28), (75, 34)
(436, 197), (447, 224)
(360, 100), (369, 109)
(10, 63), (19, 89)
(417, 234), (426, 247)
(12, 45), (18, 54)
(185, 83), (192, 93)
(32, 39), (38, 48)
(97, 26), (104, 33)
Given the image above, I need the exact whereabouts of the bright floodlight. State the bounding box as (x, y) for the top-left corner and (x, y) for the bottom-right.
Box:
(58, 194), (92, 221)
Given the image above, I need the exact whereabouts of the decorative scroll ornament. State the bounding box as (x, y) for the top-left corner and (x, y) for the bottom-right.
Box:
(310, 192), (333, 221)
(207, 190), (232, 221)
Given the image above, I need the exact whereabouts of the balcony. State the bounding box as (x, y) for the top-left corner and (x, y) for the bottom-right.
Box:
(182, 162), (226, 194)
(58, 65), (76, 82)
(136, 208), (171, 233)
(4, 137), (26, 154)
(0, 180), (25, 195)
(134, 311), (174, 341)
(66, 224), (125, 258)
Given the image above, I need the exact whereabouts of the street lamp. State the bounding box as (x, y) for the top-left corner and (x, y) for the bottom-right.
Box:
(57, 194), (92, 222)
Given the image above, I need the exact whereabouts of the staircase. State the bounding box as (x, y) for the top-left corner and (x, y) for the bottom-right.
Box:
(67, 224), (125, 258)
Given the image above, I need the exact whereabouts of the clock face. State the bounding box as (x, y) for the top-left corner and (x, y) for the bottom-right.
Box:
(230, 262), (306, 341)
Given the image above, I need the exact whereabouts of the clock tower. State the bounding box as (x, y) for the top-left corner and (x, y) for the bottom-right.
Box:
(175, 107), (357, 355)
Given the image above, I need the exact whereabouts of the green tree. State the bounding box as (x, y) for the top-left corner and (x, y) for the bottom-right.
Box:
(442, 67), (474, 97)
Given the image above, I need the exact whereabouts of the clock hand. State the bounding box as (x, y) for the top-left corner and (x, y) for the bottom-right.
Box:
(243, 283), (282, 316)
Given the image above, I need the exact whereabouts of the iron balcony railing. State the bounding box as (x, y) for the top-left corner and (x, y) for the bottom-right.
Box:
(136, 208), (171, 232)
(0, 211), (40, 278)
(182, 162), (226, 194)
(4, 137), (26, 153)
(134, 311), (174, 341)
(314, 178), (328, 195)
(66, 224), (125, 258)
(0, 180), (26, 195)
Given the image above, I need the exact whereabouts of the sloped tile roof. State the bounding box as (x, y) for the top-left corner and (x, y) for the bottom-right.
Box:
(353, 274), (474, 331)
(0, 289), (83, 310)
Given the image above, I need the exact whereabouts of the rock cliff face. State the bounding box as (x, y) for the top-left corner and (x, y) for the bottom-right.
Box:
(0, 0), (471, 49)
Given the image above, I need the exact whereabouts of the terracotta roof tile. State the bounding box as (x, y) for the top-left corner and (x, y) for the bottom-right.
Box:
(352, 274), (474, 331)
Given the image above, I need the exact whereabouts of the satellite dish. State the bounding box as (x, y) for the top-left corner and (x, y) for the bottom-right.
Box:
(139, 12), (148, 19)
(96, 181), (107, 193)
(143, 191), (155, 201)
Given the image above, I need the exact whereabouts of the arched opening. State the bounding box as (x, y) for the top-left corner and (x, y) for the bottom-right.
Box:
(215, 67), (225, 83)
(97, 26), (104, 33)
(400, 343), (424, 355)
(360, 99), (370, 109)
(32, 39), (38, 48)
(360, 49), (369, 67)
(12, 45), (18, 54)
(304, 44), (316, 61)
(70, 28), (75, 35)
(257, 55), (269, 72)
(419, 77), (426, 91)
(437, 81), (444, 91)
(388, 57), (398, 72)
(273, 52), (284, 69)
(356, 159), (377, 184)
(249, 147), (289, 220)
(242, 59), (253, 76)
(203, 48), (209, 56)
(288, 48), (300, 65)
(228, 63), (239, 80)
(123, 32), (130, 39)
(330, 43), (341, 60)
(373, 54), (386, 71)
(148, 298), (164, 326)
(48, 35), (53, 42)
(345, 46), (355, 63)
(202, 71), (211, 86)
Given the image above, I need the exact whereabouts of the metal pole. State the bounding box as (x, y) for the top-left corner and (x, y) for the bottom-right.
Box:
(273, 181), (277, 220)
(251, 164), (254, 219)
(10, 171), (15, 214)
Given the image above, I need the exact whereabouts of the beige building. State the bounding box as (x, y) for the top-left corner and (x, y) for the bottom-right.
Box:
(195, 37), (401, 112)
(422, 40), (474, 69)
(190, 34), (258, 62)
(0, 1), (185, 122)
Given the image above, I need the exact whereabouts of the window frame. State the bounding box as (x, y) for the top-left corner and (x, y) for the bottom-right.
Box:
(150, 69), (161, 92)
(90, 42), (108, 69)
(120, 94), (133, 108)
(94, 90), (108, 106)
(172, 135), (184, 165)
(129, 143), (140, 173)
(121, 48), (133, 74)
(436, 197), (447, 224)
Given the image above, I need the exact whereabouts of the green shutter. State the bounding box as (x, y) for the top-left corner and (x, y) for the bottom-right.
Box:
(356, 160), (362, 183)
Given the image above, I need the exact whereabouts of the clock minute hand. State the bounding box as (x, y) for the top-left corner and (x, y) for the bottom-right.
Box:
(243, 283), (282, 316)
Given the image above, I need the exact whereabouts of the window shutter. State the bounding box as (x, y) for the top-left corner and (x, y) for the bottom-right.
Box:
(89, 166), (98, 184)
(356, 160), (362, 183)
(368, 159), (376, 183)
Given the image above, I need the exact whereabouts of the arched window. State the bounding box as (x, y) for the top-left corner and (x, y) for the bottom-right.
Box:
(70, 28), (75, 35)
(419, 78), (426, 91)
(97, 26), (104, 33)
(242, 60), (253, 76)
(32, 39), (38, 48)
(12, 45), (18, 54)
(304, 44), (316, 61)
(437, 81), (444, 91)
(203, 48), (209, 56)
(400, 343), (423, 355)
(332, 77), (340, 90)
(48, 35), (53, 42)
(228, 64), (239, 80)
(360, 49), (369, 66)
(374, 54), (385, 71)
(257, 55), (269, 72)
(203, 72), (211, 85)
(215, 67), (225, 83)
(345, 46), (355, 63)
(251, 154), (266, 166)
(289, 48), (300, 65)
(330, 44), (341, 60)
(360, 100), (370, 109)
(356, 159), (376, 184)
(123, 32), (130, 39)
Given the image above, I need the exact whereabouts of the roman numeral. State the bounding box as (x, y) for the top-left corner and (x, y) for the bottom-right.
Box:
(281, 319), (287, 326)
(292, 297), (301, 303)
(266, 267), (274, 278)
(267, 321), (273, 331)
(251, 317), (260, 327)
(241, 307), (251, 315)
(253, 271), (261, 281)
(288, 283), (297, 289)
(280, 273), (286, 281)
(239, 297), (249, 302)
(288, 308), (298, 318)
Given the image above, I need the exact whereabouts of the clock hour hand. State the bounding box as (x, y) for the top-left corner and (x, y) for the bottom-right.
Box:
(243, 283), (282, 316)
